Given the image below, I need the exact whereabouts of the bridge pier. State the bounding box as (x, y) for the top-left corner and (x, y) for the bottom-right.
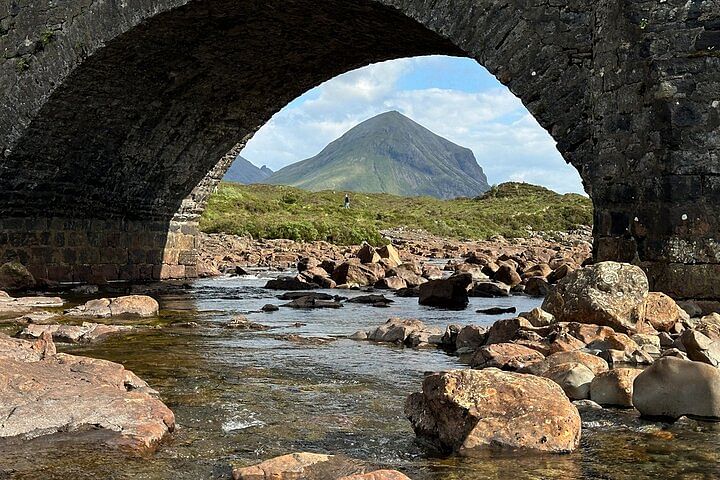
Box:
(0, 217), (198, 284)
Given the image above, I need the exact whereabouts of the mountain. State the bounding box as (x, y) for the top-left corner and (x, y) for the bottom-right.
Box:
(265, 111), (490, 199)
(224, 156), (273, 184)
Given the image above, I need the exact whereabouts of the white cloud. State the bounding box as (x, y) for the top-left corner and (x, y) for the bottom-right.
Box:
(240, 56), (585, 194)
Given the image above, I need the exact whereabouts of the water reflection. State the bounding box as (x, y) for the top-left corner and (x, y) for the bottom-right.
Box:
(1, 276), (720, 479)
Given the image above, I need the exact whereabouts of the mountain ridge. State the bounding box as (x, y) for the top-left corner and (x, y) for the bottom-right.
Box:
(265, 111), (490, 199)
(224, 156), (273, 184)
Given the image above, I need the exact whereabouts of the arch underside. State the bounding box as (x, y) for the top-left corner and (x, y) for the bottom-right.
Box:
(0, 0), (718, 300)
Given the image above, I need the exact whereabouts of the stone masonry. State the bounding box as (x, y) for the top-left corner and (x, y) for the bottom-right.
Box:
(0, 0), (718, 296)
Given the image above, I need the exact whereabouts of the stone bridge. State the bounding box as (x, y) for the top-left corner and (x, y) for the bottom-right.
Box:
(0, 0), (718, 299)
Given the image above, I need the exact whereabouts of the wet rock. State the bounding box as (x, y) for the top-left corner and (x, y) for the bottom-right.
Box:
(264, 276), (319, 291)
(494, 264), (521, 287)
(470, 281), (510, 298)
(277, 291), (336, 301)
(476, 306), (516, 315)
(633, 357), (720, 420)
(395, 286), (420, 297)
(225, 316), (271, 330)
(405, 369), (581, 453)
(524, 277), (550, 297)
(418, 273), (471, 309)
(0, 295), (64, 317)
(349, 330), (368, 340)
(643, 292), (688, 332)
(64, 295), (159, 318)
(470, 343), (544, 370)
(519, 307), (555, 327)
(261, 304), (279, 312)
(522, 351), (609, 376)
(590, 368), (641, 408)
(377, 244), (402, 266)
(347, 294), (393, 305)
(20, 322), (133, 343)
(339, 471), (412, 480)
(680, 329), (720, 367)
(542, 362), (594, 400)
(0, 262), (36, 291)
(274, 334), (334, 346)
(0, 333), (174, 452)
(542, 262), (649, 334)
(367, 318), (438, 345)
(232, 452), (364, 480)
(282, 296), (343, 309)
(375, 276), (407, 290)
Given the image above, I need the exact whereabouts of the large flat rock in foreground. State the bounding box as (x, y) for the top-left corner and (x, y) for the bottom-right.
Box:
(0, 333), (174, 453)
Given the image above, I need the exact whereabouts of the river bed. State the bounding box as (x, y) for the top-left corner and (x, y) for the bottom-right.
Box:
(1, 274), (719, 479)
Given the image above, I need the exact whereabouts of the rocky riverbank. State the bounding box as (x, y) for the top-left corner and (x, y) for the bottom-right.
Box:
(196, 226), (593, 275)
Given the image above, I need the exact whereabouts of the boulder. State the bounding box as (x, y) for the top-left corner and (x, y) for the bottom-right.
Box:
(680, 329), (720, 367)
(494, 265), (521, 287)
(470, 343), (545, 370)
(446, 326), (483, 353)
(0, 333), (174, 452)
(519, 307), (555, 327)
(643, 292), (689, 332)
(522, 351), (609, 376)
(453, 263), (489, 282)
(356, 243), (381, 264)
(598, 348), (654, 365)
(377, 244), (402, 266)
(367, 318), (433, 344)
(387, 263), (426, 287)
(476, 306), (516, 315)
(20, 322), (133, 343)
(261, 304), (279, 312)
(541, 362), (595, 400)
(0, 262), (36, 291)
(547, 333), (586, 354)
(524, 277), (551, 297)
(232, 452), (344, 480)
(421, 264), (444, 280)
(64, 295), (159, 318)
(264, 276), (319, 290)
(404, 369), (581, 453)
(375, 276), (407, 290)
(633, 357), (720, 420)
(522, 263), (552, 279)
(590, 368), (641, 407)
(347, 294), (393, 305)
(565, 323), (616, 344)
(333, 263), (384, 287)
(547, 264), (573, 284)
(418, 273), (471, 309)
(586, 332), (640, 353)
(470, 281), (510, 298)
(282, 296), (343, 309)
(484, 317), (535, 345)
(542, 262), (649, 333)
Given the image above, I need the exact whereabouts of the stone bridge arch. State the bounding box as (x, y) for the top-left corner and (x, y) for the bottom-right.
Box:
(0, 0), (718, 300)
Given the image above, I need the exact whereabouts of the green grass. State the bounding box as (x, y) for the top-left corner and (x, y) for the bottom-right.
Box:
(200, 182), (593, 245)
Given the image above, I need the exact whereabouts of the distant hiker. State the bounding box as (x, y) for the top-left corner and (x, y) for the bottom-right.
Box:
(344, 193), (350, 209)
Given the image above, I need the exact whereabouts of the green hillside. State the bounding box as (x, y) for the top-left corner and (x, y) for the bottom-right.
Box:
(200, 182), (592, 245)
(265, 111), (490, 199)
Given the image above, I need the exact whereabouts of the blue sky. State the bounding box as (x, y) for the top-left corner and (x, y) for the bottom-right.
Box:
(240, 55), (585, 194)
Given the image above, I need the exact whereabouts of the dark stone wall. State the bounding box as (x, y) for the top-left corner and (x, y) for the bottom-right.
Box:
(0, 0), (718, 297)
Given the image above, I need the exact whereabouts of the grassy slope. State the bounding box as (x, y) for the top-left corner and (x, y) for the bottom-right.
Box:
(200, 182), (593, 245)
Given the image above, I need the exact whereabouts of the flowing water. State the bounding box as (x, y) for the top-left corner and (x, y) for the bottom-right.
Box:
(2, 273), (720, 479)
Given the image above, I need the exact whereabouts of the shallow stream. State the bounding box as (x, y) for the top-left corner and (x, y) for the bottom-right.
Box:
(2, 274), (720, 479)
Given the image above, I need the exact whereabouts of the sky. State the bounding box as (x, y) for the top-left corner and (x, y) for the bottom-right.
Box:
(240, 55), (585, 194)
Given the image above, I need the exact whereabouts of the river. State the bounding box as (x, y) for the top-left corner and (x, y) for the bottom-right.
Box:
(1, 273), (719, 479)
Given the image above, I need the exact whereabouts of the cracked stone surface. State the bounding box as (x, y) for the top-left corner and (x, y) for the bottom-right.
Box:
(0, 333), (175, 453)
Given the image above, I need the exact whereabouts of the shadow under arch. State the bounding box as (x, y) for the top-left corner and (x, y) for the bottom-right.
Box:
(1, 0), (716, 300)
